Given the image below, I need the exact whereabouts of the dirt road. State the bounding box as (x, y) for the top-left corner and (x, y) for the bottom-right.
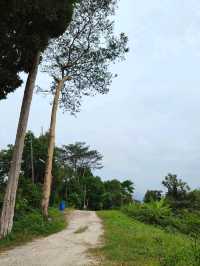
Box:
(0, 210), (103, 266)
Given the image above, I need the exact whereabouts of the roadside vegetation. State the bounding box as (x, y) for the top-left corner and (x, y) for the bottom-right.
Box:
(96, 174), (200, 266)
(122, 174), (200, 237)
(122, 201), (200, 236)
(0, 208), (67, 252)
(97, 211), (200, 266)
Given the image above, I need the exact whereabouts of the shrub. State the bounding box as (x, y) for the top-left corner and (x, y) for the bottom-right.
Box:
(14, 177), (42, 219)
(122, 201), (200, 237)
(122, 199), (171, 226)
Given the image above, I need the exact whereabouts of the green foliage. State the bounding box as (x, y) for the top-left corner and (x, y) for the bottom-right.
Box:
(162, 173), (190, 210)
(0, 145), (13, 183)
(15, 177), (42, 218)
(0, 131), (50, 186)
(42, 0), (128, 113)
(0, 132), (134, 214)
(170, 211), (200, 236)
(187, 189), (200, 211)
(58, 142), (103, 171)
(144, 190), (162, 203)
(22, 131), (49, 184)
(0, 208), (66, 251)
(68, 192), (83, 209)
(122, 199), (171, 226)
(122, 201), (200, 237)
(0, 0), (76, 99)
(156, 235), (200, 266)
(82, 175), (105, 210)
(97, 210), (200, 266)
(103, 179), (134, 209)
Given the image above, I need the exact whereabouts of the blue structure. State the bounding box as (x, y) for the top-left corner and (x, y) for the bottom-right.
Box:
(59, 201), (65, 211)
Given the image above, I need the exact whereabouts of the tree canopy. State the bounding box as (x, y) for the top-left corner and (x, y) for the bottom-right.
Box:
(162, 173), (190, 201)
(58, 142), (103, 172)
(0, 0), (76, 99)
(42, 0), (128, 112)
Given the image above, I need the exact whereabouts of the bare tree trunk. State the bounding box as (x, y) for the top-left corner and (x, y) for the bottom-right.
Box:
(41, 80), (63, 217)
(0, 52), (40, 239)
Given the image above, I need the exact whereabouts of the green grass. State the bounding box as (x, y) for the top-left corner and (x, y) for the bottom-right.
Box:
(0, 208), (68, 252)
(96, 210), (200, 266)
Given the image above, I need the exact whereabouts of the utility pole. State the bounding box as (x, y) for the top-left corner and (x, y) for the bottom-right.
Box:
(30, 137), (35, 183)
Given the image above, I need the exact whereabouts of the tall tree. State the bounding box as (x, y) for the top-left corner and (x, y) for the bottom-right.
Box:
(0, 1), (76, 238)
(162, 173), (190, 209)
(162, 173), (190, 200)
(59, 142), (103, 173)
(103, 179), (134, 208)
(41, 0), (128, 217)
(0, 52), (40, 238)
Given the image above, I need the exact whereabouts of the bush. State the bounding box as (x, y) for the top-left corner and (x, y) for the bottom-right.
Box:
(15, 177), (42, 219)
(122, 201), (200, 237)
(170, 210), (200, 236)
(122, 199), (171, 226)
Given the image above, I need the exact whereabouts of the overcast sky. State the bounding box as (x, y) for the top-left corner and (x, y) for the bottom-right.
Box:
(1, 0), (200, 199)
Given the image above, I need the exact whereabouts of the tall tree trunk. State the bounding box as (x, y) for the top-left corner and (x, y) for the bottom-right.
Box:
(0, 51), (40, 239)
(41, 80), (63, 217)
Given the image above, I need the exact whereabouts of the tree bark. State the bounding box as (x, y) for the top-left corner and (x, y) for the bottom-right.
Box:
(41, 80), (63, 217)
(0, 51), (40, 239)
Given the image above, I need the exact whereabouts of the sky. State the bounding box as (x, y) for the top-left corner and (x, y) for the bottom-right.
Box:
(1, 0), (200, 199)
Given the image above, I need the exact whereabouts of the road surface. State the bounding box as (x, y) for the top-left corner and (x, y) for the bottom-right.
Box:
(0, 210), (103, 266)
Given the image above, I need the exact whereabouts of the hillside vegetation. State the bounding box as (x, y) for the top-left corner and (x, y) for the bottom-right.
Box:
(97, 211), (200, 266)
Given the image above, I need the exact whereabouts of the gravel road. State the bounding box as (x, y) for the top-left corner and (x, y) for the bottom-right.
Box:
(0, 210), (103, 266)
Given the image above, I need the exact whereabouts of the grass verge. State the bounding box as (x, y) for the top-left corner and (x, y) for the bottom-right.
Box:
(96, 210), (200, 266)
(0, 208), (68, 252)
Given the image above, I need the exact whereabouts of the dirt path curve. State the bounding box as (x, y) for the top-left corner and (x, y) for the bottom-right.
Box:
(0, 210), (103, 266)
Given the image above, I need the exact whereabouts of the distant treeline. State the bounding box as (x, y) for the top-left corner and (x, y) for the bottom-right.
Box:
(0, 131), (134, 218)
